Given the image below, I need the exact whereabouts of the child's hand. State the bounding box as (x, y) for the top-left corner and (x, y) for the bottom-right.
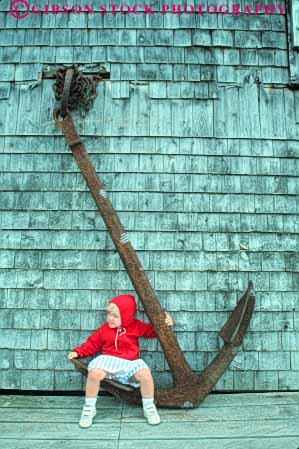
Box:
(67, 351), (78, 360)
(164, 311), (174, 327)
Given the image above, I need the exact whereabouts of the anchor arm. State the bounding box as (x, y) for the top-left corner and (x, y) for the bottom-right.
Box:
(155, 283), (255, 408)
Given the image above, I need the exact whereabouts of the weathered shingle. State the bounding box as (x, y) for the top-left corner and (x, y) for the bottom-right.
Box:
(1, 5), (299, 394)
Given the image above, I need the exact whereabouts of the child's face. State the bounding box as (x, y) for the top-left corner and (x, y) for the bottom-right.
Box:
(107, 312), (121, 328)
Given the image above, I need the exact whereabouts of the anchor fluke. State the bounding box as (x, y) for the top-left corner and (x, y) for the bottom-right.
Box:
(219, 280), (255, 346)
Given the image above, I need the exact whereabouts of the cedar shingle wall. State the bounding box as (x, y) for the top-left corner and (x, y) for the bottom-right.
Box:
(0, 0), (298, 391)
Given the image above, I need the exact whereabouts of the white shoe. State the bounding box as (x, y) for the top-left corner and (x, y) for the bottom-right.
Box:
(143, 403), (161, 425)
(79, 405), (96, 428)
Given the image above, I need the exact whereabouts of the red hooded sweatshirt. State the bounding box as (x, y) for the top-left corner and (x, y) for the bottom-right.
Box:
(72, 294), (157, 360)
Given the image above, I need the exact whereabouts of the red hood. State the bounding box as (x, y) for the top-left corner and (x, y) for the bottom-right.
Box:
(110, 294), (137, 327)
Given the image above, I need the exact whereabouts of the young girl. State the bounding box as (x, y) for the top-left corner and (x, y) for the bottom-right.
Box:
(68, 293), (174, 428)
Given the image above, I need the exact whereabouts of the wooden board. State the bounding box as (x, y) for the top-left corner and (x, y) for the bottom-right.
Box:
(119, 419), (299, 439)
(1, 422), (120, 440)
(121, 403), (299, 422)
(118, 438), (299, 449)
(0, 442), (117, 449)
(0, 395), (121, 408)
(1, 392), (298, 448)
(1, 407), (122, 422)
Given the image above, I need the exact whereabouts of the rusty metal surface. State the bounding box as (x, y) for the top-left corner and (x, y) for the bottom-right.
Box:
(53, 68), (256, 408)
(219, 280), (255, 346)
(53, 65), (100, 116)
(60, 68), (74, 118)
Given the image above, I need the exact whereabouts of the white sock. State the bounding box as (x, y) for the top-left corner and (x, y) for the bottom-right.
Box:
(142, 397), (154, 407)
(85, 397), (97, 408)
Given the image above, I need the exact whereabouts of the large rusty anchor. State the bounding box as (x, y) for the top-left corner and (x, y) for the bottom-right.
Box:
(52, 66), (255, 408)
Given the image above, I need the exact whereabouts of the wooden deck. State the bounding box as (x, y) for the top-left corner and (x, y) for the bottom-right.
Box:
(1, 392), (299, 449)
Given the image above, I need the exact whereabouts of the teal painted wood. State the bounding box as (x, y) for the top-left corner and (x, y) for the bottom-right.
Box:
(1, 422), (120, 439)
(0, 2), (299, 392)
(119, 419), (299, 439)
(0, 393), (298, 448)
(118, 440), (299, 449)
(2, 408), (122, 422)
(0, 442), (117, 449)
(0, 395), (121, 407)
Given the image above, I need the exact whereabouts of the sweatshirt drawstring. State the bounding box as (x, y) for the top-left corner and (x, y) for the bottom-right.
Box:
(114, 327), (126, 351)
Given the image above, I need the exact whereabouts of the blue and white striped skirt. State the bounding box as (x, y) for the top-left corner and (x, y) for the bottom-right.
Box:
(87, 355), (149, 387)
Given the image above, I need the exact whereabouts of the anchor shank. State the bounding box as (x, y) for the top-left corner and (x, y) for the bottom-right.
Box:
(54, 110), (198, 385)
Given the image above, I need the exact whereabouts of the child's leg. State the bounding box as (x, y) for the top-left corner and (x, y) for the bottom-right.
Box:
(86, 368), (108, 398)
(131, 368), (160, 425)
(79, 368), (108, 428)
(131, 368), (154, 398)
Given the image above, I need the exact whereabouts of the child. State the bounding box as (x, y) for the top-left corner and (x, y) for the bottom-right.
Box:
(67, 293), (174, 428)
